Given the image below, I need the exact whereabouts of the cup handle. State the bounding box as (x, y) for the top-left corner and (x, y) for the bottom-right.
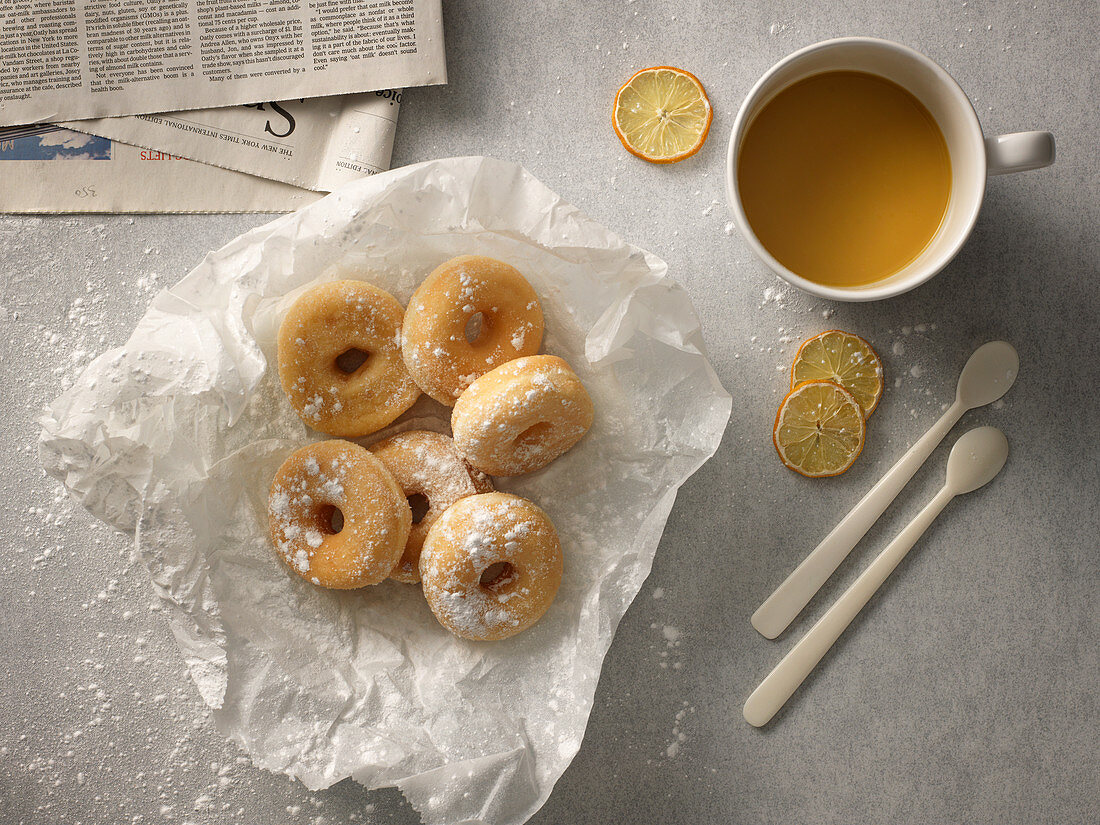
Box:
(985, 131), (1055, 176)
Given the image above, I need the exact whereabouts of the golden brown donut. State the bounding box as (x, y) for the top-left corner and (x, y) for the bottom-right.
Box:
(268, 440), (411, 589)
(402, 255), (544, 405)
(419, 493), (563, 641)
(278, 280), (420, 437)
(368, 430), (493, 584)
(451, 355), (594, 476)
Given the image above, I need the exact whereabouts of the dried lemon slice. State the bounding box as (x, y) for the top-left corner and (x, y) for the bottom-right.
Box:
(613, 66), (712, 163)
(791, 330), (884, 418)
(773, 380), (866, 478)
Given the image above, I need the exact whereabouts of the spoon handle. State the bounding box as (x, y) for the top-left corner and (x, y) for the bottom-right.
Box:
(744, 487), (955, 727)
(751, 400), (965, 639)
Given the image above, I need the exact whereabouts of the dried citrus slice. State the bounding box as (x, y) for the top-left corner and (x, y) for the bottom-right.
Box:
(613, 66), (712, 163)
(791, 330), (884, 418)
(773, 380), (866, 478)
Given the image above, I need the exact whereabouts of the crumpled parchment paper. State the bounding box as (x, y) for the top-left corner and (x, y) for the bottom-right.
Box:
(39, 156), (731, 824)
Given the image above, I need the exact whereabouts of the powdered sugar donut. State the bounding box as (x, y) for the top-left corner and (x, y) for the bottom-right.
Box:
(268, 440), (411, 589)
(402, 255), (544, 405)
(368, 430), (493, 584)
(451, 355), (594, 476)
(278, 280), (420, 437)
(420, 493), (562, 641)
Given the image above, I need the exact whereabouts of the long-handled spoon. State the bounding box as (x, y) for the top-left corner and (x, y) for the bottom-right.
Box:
(751, 341), (1018, 640)
(744, 426), (1009, 727)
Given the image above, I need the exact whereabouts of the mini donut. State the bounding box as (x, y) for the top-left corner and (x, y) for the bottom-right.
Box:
(268, 440), (411, 589)
(420, 492), (563, 641)
(451, 355), (594, 476)
(368, 430), (493, 584)
(278, 280), (420, 437)
(402, 255), (544, 405)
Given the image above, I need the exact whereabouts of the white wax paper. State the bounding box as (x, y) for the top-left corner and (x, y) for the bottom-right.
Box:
(39, 156), (731, 824)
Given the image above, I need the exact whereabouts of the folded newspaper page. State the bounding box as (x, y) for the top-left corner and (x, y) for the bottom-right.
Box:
(0, 125), (321, 212)
(61, 90), (400, 192)
(0, 0), (444, 127)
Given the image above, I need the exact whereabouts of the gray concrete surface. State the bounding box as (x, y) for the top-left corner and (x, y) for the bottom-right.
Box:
(2, 1), (1097, 823)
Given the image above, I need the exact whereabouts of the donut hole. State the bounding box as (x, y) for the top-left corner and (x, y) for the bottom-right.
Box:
(407, 493), (430, 524)
(479, 561), (517, 592)
(464, 312), (486, 343)
(514, 421), (553, 451)
(317, 504), (344, 534)
(334, 347), (370, 375)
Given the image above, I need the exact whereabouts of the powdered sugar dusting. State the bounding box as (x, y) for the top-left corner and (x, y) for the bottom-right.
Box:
(269, 441), (404, 587)
(420, 493), (561, 640)
(452, 355), (594, 476)
(370, 430), (490, 583)
(402, 256), (543, 403)
(278, 280), (418, 435)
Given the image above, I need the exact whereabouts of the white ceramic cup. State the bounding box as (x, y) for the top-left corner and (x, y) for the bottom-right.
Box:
(725, 37), (1055, 302)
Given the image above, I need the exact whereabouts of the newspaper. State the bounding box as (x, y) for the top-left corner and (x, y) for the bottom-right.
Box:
(61, 90), (401, 192)
(0, 125), (322, 212)
(0, 0), (444, 127)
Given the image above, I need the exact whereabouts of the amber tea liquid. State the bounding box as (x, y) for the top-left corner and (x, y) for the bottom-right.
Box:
(737, 71), (951, 287)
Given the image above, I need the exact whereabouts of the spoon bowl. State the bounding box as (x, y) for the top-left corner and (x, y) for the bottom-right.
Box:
(945, 426), (1009, 494)
(956, 341), (1019, 409)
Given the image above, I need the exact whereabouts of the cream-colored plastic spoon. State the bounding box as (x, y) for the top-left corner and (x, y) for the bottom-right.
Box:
(752, 341), (1018, 639)
(744, 426), (1009, 727)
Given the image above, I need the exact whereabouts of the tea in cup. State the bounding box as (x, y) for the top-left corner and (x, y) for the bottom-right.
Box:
(725, 37), (1055, 301)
